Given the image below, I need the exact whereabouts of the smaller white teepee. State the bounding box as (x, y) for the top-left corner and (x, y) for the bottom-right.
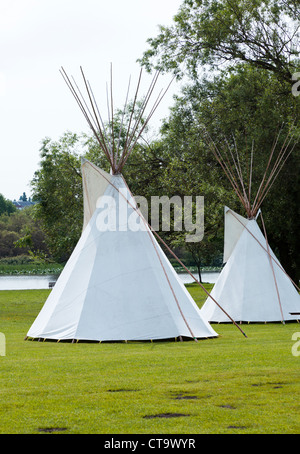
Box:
(201, 207), (300, 323)
(200, 127), (300, 324)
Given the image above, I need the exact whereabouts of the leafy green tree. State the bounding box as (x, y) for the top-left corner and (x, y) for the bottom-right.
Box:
(154, 99), (234, 279)
(139, 0), (300, 280)
(0, 207), (48, 258)
(31, 132), (85, 262)
(158, 64), (300, 280)
(0, 194), (16, 216)
(140, 0), (299, 83)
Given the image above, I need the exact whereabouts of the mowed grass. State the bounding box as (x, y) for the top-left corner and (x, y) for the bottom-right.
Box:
(0, 285), (299, 434)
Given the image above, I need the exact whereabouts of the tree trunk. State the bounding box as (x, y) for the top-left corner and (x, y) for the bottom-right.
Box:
(196, 264), (202, 283)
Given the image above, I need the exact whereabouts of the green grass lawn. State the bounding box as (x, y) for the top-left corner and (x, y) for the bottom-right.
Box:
(0, 285), (299, 434)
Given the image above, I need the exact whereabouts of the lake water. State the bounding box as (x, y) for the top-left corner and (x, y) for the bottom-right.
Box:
(0, 271), (220, 290)
(0, 275), (58, 291)
(179, 271), (220, 284)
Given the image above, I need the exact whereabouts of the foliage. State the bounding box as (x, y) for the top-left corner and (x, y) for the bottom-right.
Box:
(31, 133), (86, 262)
(138, 0), (300, 279)
(0, 255), (37, 265)
(0, 262), (63, 276)
(140, 0), (300, 83)
(0, 194), (16, 216)
(138, 0), (299, 280)
(0, 207), (48, 259)
(203, 66), (300, 278)
(0, 255), (63, 275)
(155, 62), (300, 280)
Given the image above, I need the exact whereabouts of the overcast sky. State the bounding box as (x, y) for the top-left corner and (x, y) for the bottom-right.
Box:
(0, 0), (183, 201)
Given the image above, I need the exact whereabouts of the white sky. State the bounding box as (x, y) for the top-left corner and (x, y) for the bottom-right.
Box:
(0, 0), (182, 200)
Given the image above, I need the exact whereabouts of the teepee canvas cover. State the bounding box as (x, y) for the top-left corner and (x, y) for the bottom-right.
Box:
(27, 67), (218, 341)
(201, 207), (300, 323)
(27, 160), (217, 341)
(200, 128), (300, 323)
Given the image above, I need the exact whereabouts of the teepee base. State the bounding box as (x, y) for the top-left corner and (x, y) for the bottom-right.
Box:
(24, 335), (218, 344)
(211, 319), (299, 325)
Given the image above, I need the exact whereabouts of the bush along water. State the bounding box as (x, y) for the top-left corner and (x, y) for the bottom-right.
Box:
(0, 255), (63, 276)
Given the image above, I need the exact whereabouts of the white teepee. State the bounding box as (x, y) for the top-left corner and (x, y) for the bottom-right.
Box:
(200, 129), (300, 323)
(27, 160), (217, 341)
(201, 207), (300, 323)
(27, 68), (218, 341)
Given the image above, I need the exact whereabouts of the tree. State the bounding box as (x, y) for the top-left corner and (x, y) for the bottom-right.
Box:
(140, 0), (300, 84)
(139, 0), (300, 281)
(158, 64), (300, 280)
(0, 207), (48, 258)
(0, 194), (16, 216)
(31, 133), (85, 262)
(154, 98), (235, 280)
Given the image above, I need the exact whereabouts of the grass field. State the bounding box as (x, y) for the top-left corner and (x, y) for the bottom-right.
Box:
(0, 284), (299, 434)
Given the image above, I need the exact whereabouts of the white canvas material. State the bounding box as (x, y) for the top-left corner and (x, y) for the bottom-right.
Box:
(223, 206), (248, 263)
(201, 208), (300, 323)
(81, 158), (113, 231)
(27, 161), (217, 341)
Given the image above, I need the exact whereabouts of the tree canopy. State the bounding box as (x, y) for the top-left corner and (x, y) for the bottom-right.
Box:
(138, 0), (300, 280)
(0, 207), (48, 259)
(159, 64), (300, 279)
(0, 194), (16, 216)
(140, 0), (300, 83)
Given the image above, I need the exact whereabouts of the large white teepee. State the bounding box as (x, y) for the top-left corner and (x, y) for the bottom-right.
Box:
(200, 207), (300, 323)
(27, 160), (217, 341)
(27, 67), (218, 342)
